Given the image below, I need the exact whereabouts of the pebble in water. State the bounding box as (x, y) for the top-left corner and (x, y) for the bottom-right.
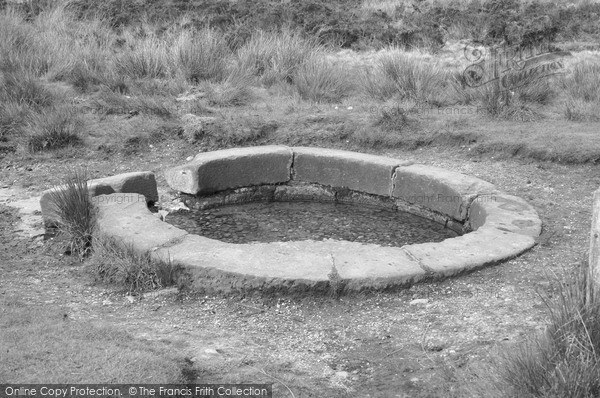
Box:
(166, 201), (459, 247)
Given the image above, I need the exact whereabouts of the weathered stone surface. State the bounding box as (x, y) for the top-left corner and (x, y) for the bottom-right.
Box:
(335, 189), (396, 210)
(468, 194), (542, 238)
(331, 243), (426, 290)
(392, 164), (498, 221)
(403, 226), (535, 277)
(90, 147), (543, 294)
(152, 236), (425, 292)
(292, 147), (412, 196)
(165, 146), (293, 195)
(95, 193), (187, 252)
(40, 171), (158, 223)
(273, 184), (336, 202)
(395, 199), (449, 227)
(182, 186), (276, 210)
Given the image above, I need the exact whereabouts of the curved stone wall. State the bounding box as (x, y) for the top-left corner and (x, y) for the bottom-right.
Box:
(53, 146), (542, 294)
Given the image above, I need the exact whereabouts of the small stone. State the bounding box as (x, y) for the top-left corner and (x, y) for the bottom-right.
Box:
(126, 295), (135, 303)
(335, 371), (348, 379)
(409, 298), (429, 305)
(204, 348), (219, 355)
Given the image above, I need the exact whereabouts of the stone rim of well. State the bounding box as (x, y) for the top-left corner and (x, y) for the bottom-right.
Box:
(42, 146), (542, 294)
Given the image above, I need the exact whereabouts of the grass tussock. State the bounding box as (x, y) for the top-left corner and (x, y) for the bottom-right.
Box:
(33, 6), (115, 89)
(562, 62), (600, 121)
(293, 57), (353, 103)
(46, 169), (95, 257)
(27, 105), (83, 151)
(91, 235), (182, 293)
(203, 69), (254, 107)
(497, 260), (600, 398)
(471, 73), (554, 122)
(0, 70), (55, 109)
(362, 49), (450, 105)
(172, 28), (230, 83)
(116, 32), (171, 79)
(236, 30), (322, 86)
(0, 10), (49, 75)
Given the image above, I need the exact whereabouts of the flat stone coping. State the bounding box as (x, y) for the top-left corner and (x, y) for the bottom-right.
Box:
(77, 146), (542, 294)
(40, 171), (158, 225)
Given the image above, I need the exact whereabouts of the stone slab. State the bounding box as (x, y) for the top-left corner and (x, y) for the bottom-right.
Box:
(40, 171), (158, 223)
(392, 164), (499, 221)
(331, 243), (426, 290)
(164, 146), (293, 195)
(468, 193), (542, 238)
(403, 226), (535, 277)
(152, 235), (426, 293)
(95, 193), (188, 253)
(292, 147), (412, 196)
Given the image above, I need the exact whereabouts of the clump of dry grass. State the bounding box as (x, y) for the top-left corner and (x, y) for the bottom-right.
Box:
(562, 62), (600, 121)
(33, 6), (116, 90)
(361, 48), (451, 105)
(498, 260), (600, 397)
(293, 57), (353, 103)
(172, 28), (230, 83)
(116, 30), (172, 79)
(90, 235), (182, 293)
(46, 169), (95, 258)
(472, 72), (554, 121)
(236, 29), (322, 86)
(203, 68), (254, 107)
(0, 70), (55, 109)
(27, 105), (83, 151)
(0, 10), (49, 75)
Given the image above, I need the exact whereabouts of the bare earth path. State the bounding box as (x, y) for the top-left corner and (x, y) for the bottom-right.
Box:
(1, 145), (598, 397)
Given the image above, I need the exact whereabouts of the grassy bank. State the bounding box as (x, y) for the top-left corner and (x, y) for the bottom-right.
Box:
(0, 1), (599, 164)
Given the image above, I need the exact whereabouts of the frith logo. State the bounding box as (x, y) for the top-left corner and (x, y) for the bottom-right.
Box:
(462, 41), (570, 91)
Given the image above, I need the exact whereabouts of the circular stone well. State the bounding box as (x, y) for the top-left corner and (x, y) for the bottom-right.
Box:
(90, 146), (542, 294)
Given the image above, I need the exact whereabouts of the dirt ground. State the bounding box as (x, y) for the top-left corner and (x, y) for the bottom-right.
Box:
(1, 141), (599, 397)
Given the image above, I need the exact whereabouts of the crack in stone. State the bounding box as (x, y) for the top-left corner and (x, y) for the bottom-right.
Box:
(402, 247), (434, 274)
(151, 233), (189, 252)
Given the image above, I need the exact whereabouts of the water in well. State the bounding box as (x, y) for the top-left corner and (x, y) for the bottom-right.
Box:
(165, 201), (459, 247)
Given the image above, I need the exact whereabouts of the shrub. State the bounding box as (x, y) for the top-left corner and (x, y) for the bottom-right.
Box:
(46, 169), (95, 257)
(27, 106), (83, 151)
(293, 57), (352, 103)
(91, 235), (182, 293)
